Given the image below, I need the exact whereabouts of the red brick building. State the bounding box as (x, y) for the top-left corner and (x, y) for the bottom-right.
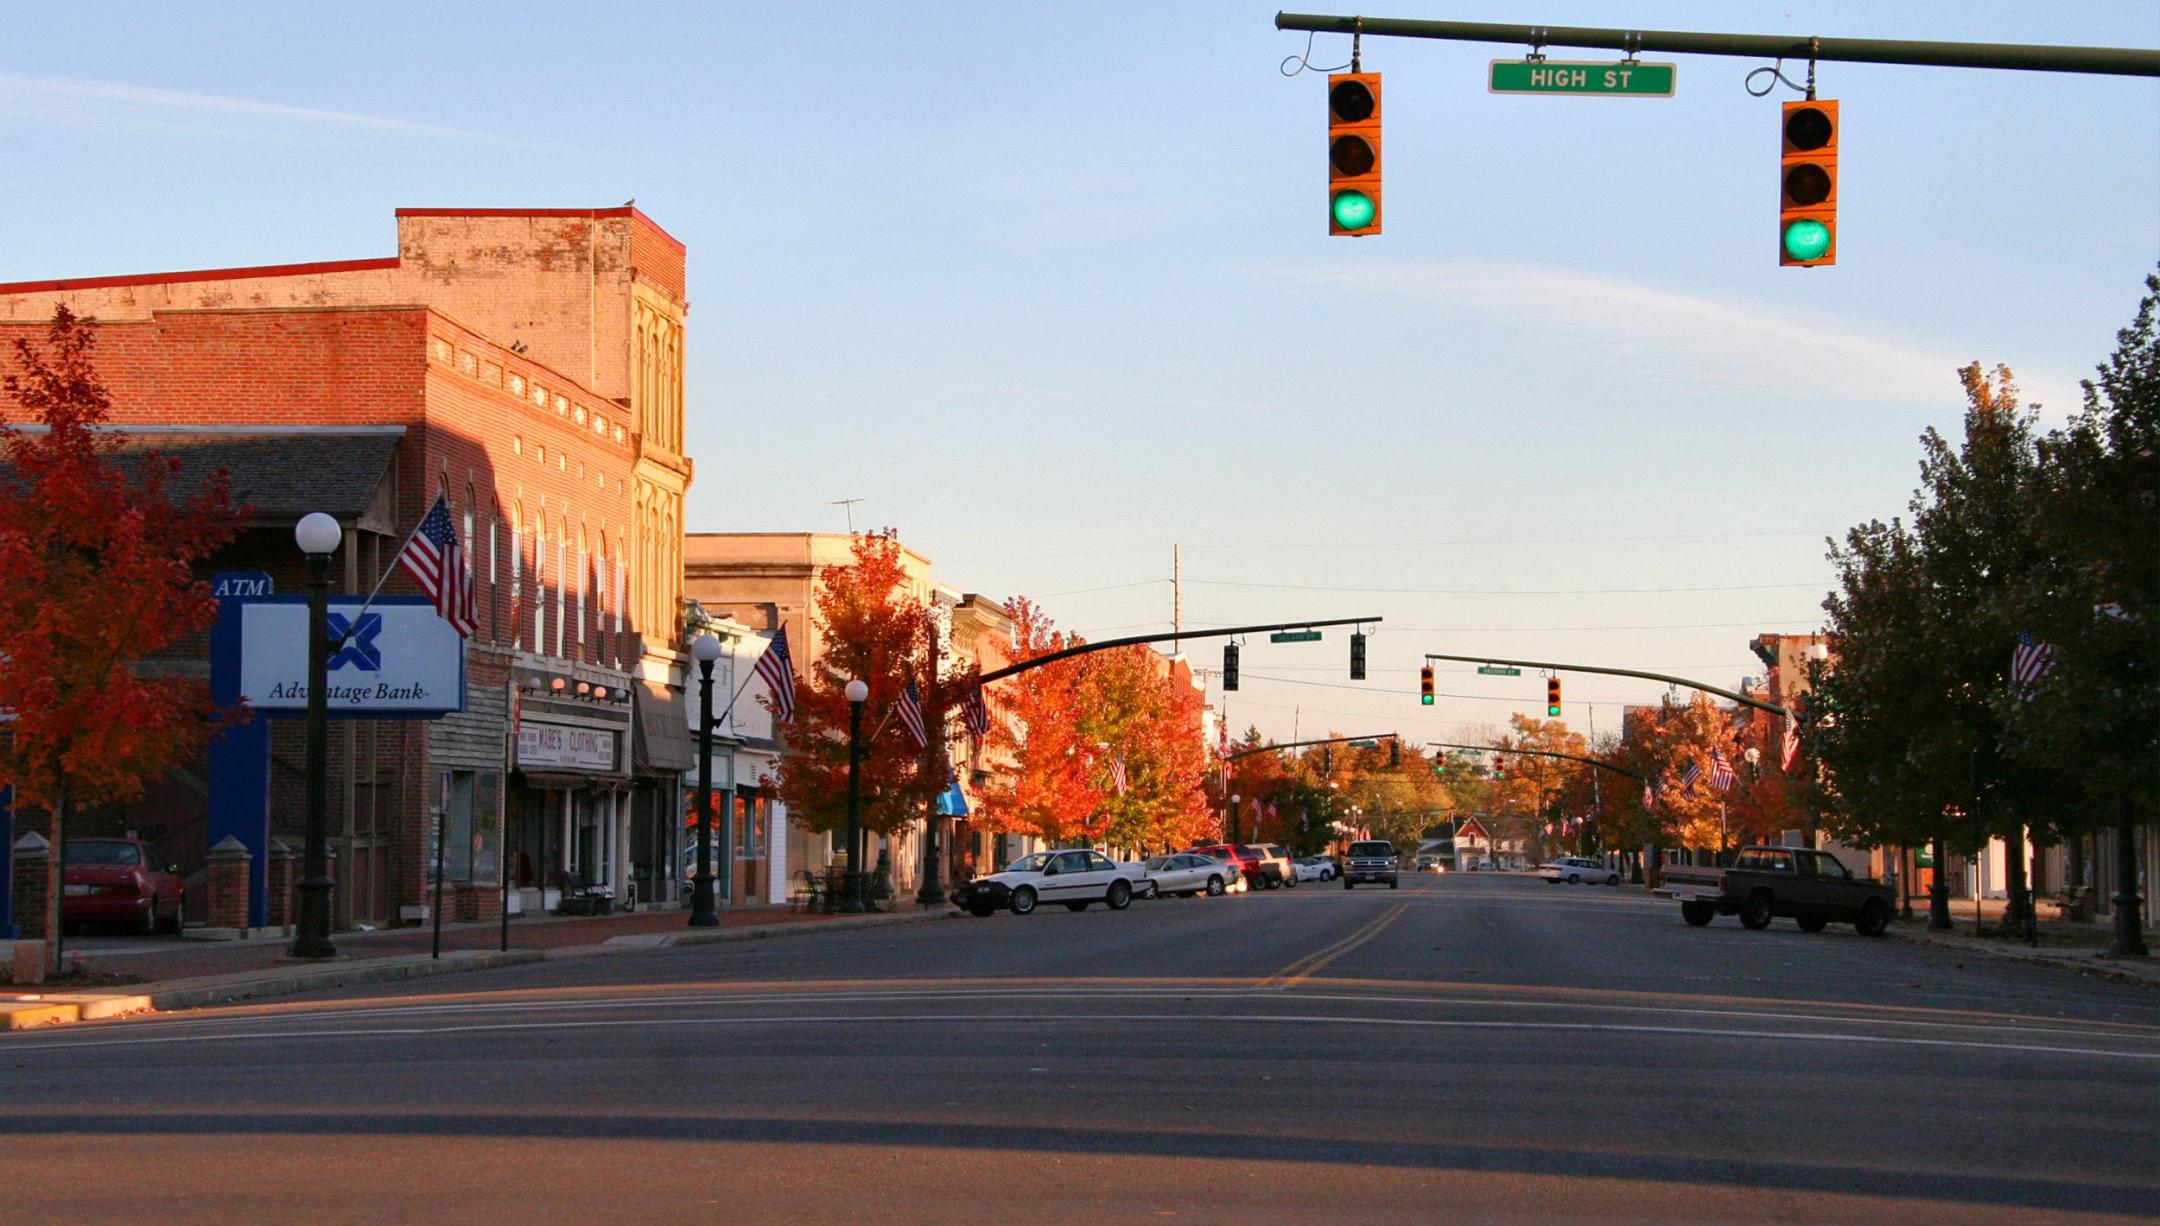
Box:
(0, 208), (696, 929)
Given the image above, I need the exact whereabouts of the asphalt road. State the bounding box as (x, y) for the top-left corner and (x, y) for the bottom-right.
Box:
(5, 871), (2155, 1223)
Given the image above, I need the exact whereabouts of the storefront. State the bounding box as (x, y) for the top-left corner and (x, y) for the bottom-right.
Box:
(507, 689), (632, 914)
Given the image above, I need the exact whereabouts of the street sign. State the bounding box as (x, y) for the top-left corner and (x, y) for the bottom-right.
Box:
(1488, 59), (1677, 97)
(1270, 630), (1323, 643)
(1348, 739), (1379, 748)
(1476, 665), (1523, 676)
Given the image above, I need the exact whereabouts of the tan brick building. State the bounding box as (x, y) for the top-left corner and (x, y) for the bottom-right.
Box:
(0, 207), (695, 930)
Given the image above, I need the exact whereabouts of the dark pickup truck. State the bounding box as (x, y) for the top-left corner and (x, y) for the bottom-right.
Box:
(1654, 845), (1893, 936)
(1341, 839), (1399, 889)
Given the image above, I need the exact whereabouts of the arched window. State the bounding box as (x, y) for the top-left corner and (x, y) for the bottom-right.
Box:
(575, 525), (588, 655)
(555, 520), (568, 659)
(532, 513), (546, 657)
(510, 502), (524, 650)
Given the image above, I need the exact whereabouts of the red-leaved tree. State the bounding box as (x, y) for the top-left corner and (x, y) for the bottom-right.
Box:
(973, 598), (1101, 844)
(0, 308), (246, 968)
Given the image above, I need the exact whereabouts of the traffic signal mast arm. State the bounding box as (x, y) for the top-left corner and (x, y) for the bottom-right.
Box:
(1426, 740), (1647, 784)
(977, 616), (1383, 686)
(1423, 651), (1787, 717)
(1274, 13), (2159, 77)
(1225, 733), (1400, 763)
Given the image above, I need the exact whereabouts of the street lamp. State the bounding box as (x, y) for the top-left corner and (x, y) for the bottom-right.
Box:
(1228, 794), (1240, 844)
(842, 678), (869, 913)
(290, 512), (341, 959)
(688, 633), (722, 928)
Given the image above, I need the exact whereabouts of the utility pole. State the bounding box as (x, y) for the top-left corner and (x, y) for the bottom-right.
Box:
(1173, 543), (1182, 643)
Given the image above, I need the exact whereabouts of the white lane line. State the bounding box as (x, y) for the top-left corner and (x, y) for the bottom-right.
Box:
(8, 1010), (2156, 1062)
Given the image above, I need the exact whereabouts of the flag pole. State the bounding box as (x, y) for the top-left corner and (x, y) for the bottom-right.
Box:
(338, 497), (435, 644)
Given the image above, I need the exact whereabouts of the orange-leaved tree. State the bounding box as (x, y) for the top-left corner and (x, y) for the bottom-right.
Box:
(0, 308), (247, 967)
(973, 598), (1101, 845)
(769, 531), (944, 853)
(1078, 647), (1212, 853)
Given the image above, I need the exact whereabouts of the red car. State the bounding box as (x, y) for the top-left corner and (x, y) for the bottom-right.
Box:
(62, 837), (186, 934)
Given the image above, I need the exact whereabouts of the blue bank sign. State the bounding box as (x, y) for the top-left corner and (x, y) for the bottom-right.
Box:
(238, 597), (466, 715)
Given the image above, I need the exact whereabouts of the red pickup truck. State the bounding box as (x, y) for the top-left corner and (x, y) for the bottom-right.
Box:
(1654, 845), (1893, 936)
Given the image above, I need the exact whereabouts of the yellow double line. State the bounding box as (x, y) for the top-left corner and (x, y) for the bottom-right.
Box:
(1266, 903), (1408, 988)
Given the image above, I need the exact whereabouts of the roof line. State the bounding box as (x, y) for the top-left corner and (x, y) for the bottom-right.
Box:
(394, 206), (687, 254)
(3, 423), (409, 436)
(0, 256), (401, 296)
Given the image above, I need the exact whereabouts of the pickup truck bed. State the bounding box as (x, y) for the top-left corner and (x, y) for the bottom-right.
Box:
(1655, 845), (1892, 936)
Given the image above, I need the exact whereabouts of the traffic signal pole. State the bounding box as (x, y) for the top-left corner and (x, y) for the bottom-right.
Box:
(1274, 14), (2160, 77)
(1424, 651), (1788, 717)
(978, 616), (1381, 685)
(1225, 733), (1399, 763)
(1425, 740), (1646, 783)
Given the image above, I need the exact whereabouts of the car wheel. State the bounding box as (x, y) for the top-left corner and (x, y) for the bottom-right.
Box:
(1206, 876), (1225, 897)
(1265, 877), (1280, 890)
(1855, 897), (1890, 937)
(1796, 912), (1828, 933)
(1010, 886), (1038, 916)
(1681, 901), (1715, 927)
(968, 902), (996, 918)
(1065, 902), (1090, 912)
(1106, 880), (1133, 910)
(1389, 877), (1399, 890)
(1343, 880), (1354, 890)
(1566, 874), (1580, 885)
(1606, 874), (1620, 886)
(1322, 869), (1335, 881)
(166, 895), (186, 934)
(1739, 890), (1775, 930)
(1285, 872), (1298, 889)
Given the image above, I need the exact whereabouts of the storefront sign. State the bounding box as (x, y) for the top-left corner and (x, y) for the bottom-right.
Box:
(518, 722), (616, 771)
(238, 597), (466, 715)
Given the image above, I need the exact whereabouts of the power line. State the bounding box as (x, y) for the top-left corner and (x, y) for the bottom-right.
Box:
(1183, 577), (1828, 596)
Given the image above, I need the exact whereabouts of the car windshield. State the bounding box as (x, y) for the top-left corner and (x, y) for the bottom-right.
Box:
(1003, 853), (1050, 874)
(1143, 856), (1171, 869)
(66, 841), (141, 866)
(1348, 842), (1393, 857)
(1235, 845), (1265, 859)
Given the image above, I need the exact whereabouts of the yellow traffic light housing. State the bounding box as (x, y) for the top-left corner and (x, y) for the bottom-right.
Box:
(1328, 72), (1382, 236)
(1780, 99), (1838, 266)
(1419, 664), (1434, 705)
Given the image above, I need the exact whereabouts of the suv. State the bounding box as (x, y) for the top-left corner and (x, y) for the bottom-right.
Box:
(1188, 844), (1259, 891)
(1342, 840), (1399, 889)
(1254, 843), (1299, 890)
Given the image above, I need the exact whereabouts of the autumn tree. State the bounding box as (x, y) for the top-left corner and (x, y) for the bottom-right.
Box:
(1075, 646), (1212, 853)
(770, 531), (952, 859)
(973, 598), (1100, 845)
(1488, 714), (1589, 859)
(0, 308), (246, 968)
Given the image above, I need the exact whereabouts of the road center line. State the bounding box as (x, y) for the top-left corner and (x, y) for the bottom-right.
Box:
(1267, 904), (1407, 987)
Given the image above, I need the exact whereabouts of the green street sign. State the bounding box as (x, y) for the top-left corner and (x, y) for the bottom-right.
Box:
(1270, 630), (1323, 644)
(1488, 59), (1677, 97)
(1476, 665), (1523, 676)
(1348, 739), (1379, 748)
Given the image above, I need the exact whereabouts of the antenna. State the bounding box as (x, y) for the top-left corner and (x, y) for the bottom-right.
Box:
(829, 497), (864, 534)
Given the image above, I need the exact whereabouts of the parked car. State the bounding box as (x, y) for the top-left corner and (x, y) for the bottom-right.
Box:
(1538, 856), (1622, 886)
(1143, 852), (1233, 898)
(1414, 855), (1445, 874)
(62, 837), (186, 934)
(1187, 845), (1256, 892)
(1342, 840), (1399, 889)
(1254, 843), (1299, 889)
(1190, 843), (1276, 890)
(952, 849), (1151, 917)
(1654, 845), (1893, 935)
(1293, 855), (1337, 883)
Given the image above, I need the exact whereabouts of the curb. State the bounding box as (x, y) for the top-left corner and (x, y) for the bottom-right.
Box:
(1884, 924), (2160, 989)
(3, 908), (968, 1031)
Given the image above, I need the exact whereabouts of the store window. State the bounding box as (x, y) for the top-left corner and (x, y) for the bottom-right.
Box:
(432, 770), (502, 884)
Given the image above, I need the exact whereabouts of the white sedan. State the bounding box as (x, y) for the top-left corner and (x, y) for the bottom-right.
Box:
(1293, 856), (1337, 883)
(1538, 856), (1622, 886)
(1141, 853), (1235, 898)
(952, 849), (1150, 916)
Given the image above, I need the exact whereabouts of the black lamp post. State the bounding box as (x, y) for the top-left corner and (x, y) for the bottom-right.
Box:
(290, 512), (341, 959)
(1228, 793), (1240, 844)
(688, 633), (722, 928)
(842, 678), (868, 913)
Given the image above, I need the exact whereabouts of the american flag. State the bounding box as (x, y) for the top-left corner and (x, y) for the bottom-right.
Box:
(897, 681), (928, 748)
(2012, 633), (2057, 700)
(961, 684), (990, 740)
(1780, 714), (1801, 771)
(1677, 759), (1702, 797)
(1109, 752), (1129, 795)
(1710, 750), (1736, 792)
(753, 627), (796, 722)
(396, 493), (476, 638)
(1642, 781), (1656, 809)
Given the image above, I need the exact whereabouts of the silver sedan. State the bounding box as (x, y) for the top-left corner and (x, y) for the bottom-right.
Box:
(1142, 853), (1234, 898)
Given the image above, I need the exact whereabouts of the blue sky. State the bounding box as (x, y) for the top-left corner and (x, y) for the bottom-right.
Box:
(5, 1), (2155, 744)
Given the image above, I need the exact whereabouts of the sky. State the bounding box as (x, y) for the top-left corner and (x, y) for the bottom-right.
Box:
(5, 1), (2155, 747)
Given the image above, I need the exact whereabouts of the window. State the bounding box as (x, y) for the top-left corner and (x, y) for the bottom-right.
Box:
(1052, 851), (1089, 874)
(1813, 853), (1850, 881)
(555, 536), (567, 658)
(1087, 852), (1115, 872)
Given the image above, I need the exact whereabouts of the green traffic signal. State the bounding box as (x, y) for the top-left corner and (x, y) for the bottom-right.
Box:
(1783, 219), (1831, 261)
(1332, 190), (1376, 231)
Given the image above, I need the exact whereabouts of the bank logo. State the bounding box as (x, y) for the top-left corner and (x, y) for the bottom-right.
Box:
(325, 613), (384, 672)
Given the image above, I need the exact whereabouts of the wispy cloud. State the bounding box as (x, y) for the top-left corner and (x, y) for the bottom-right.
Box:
(1283, 260), (2085, 414)
(0, 73), (532, 147)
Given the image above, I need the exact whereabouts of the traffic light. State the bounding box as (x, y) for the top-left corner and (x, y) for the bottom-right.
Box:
(1492, 755), (1506, 780)
(1547, 676), (1562, 718)
(1433, 755), (1446, 775)
(1780, 99), (1838, 266)
(1322, 747), (1333, 776)
(1328, 72), (1382, 236)
(1388, 739), (1401, 768)
(1349, 631), (1367, 680)
(1419, 665), (1434, 706)
(1223, 643), (1240, 692)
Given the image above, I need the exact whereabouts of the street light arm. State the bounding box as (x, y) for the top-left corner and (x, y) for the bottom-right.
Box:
(1422, 651), (1787, 717)
(1425, 740), (1647, 783)
(980, 616), (1383, 685)
(1225, 733), (1399, 762)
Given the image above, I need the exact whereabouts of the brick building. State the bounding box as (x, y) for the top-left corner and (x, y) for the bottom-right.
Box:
(0, 207), (695, 931)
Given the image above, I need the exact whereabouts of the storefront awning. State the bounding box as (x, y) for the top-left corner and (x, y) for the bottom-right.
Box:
(633, 681), (697, 774)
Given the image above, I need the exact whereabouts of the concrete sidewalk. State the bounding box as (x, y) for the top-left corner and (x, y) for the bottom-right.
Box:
(1884, 914), (2160, 988)
(2, 902), (960, 1030)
